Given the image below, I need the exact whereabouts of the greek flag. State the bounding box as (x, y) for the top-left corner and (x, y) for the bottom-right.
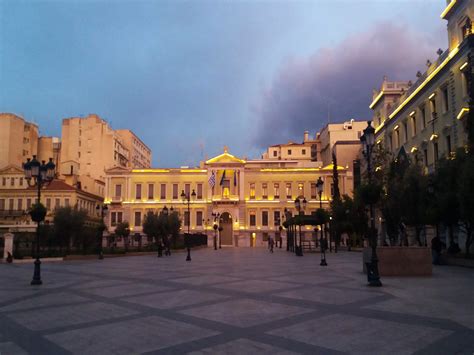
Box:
(208, 170), (216, 188)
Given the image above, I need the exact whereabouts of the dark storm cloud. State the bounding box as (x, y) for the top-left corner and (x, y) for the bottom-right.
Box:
(253, 23), (444, 147)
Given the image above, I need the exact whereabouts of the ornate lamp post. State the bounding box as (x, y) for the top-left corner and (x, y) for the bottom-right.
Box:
(360, 120), (382, 287)
(316, 177), (327, 266)
(294, 196), (306, 256)
(181, 189), (196, 261)
(23, 156), (55, 285)
(96, 204), (108, 259)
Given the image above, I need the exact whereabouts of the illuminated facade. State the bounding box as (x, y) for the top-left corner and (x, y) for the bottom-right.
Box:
(105, 147), (352, 247)
(0, 165), (102, 233)
(371, 0), (474, 171)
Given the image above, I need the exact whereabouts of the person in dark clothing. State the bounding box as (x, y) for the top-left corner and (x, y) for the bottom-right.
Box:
(431, 235), (442, 265)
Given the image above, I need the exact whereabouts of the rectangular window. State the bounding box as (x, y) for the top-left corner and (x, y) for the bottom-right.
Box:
(185, 183), (190, 196)
(302, 149), (306, 155)
(250, 183), (255, 199)
(262, 183), (268, 199)
(117, 212), (123, 223)
(273, 183), (280, 199)
(134, 211), (141, 226)
(184, 211), (190, 226)
(135, 184), (142, 199)
(274, 210), (280, 226)
(111, 212), (117, 226)
(19, 177), (23, 186)
(442, 86), (449, 113)
(412, 115), (417, 136)
(65, 198), (70, 207)
(160, 184), (166, 199)
(403, 121), (408, 143)
(46, 198), (51, 210)
(430, 97), (437, 119)
(298, 182), (304, 196)
(446, 135), (452, 156)
(173, 184), (178, 199)
(273, 150), (277, 157)
(10, 178), (14, 186)
(250, 213), (256, 227)
(288, 149), (292, 155)
(197, 183), (203, 199)
(9, 199), (14, 211)
(421, 106), (426, 128)
(115, 184), (122, 198)
(196, 211), (203, 226)
(18, 199), (22, 211)
(286, 183), (292, 199)
(0, 199), (4, 210)
(26, 198), (31, 209)
(55, 198), (60, 209)
(262, 211), (268, 226)
(2, 178), (5, 186)
(148, 184), (154, 200)
(311, 183), (317, 199)
(395, 129), (400, 149)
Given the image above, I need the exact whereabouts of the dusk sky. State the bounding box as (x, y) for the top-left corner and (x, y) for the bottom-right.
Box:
(1, 0), (446, 167)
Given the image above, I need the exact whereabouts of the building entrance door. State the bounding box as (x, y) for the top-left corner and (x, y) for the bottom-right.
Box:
(219, 212), (233, 246)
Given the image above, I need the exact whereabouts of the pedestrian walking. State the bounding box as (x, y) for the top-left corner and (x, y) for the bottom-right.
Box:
(269, 236), (274, 253)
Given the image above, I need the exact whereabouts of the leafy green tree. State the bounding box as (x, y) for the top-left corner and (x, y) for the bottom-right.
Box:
(53, 206), (87, 253)
(168, 211), (181, 248)
(115, 221), (130, 251)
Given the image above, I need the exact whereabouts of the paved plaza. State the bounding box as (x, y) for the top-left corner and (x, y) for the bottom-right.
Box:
(0, 248), (473, 354)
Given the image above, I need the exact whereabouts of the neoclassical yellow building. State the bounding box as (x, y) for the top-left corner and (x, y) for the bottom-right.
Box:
(371, 0), (473, 169)
(104, 147), (352, 247)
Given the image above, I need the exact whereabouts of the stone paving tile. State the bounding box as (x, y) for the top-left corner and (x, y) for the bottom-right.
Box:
(70, 279), (132, 290)
(268, 313), (452, 354)
(180, 298), (311, 327)
(46, 315), (219, 354)
(123, 289), (229, 309)
(0, 341), (29, 355)
(0, 292), (90, 312)
(171, 275), (242, 286)
(0, 290), (41, 304)
(269, 274), (352, 285)
(82, 283), (171, 298)
(275, 285), (381, 305)
(187, 338), (299, 354)
(8, 302), (138, 331)
(213, 279), (301, 293)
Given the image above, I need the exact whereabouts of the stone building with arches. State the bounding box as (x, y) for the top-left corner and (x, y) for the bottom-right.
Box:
(104, 146), (353, 247)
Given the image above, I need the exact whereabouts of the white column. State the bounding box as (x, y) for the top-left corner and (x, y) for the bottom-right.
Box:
(3, 232), (14, 260)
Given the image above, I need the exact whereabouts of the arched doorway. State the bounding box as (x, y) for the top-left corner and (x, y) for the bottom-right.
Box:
(219, 212), (233, 246)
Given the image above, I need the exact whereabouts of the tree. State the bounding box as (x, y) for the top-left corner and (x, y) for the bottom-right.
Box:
(115, 221), (130, 252)
(143, 211), (159, 244)
(400, 164), (429, 246)
(458, 153), (474, 256)
(168, 211), (181, 248)
(53, 206), (87, 253)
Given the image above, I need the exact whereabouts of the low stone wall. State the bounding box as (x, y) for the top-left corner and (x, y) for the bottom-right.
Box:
(363, 247), (432, 276)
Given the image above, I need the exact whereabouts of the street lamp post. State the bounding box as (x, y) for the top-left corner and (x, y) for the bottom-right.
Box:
(360, 120), (382, 287)
(294, 196), (306, 256)
(212, 212), (220, 250)
(284, 208), (292, 251)
(316, 177), (327, 266)
(181, 189), (196, 261)
(96, 204), (108, 259)
(23, 156), (56, 285)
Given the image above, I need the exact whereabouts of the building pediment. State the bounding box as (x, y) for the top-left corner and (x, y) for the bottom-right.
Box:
(206, 147), (245, 165)
(105, 166), (131, 174)
(0, 165), (24, 175)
